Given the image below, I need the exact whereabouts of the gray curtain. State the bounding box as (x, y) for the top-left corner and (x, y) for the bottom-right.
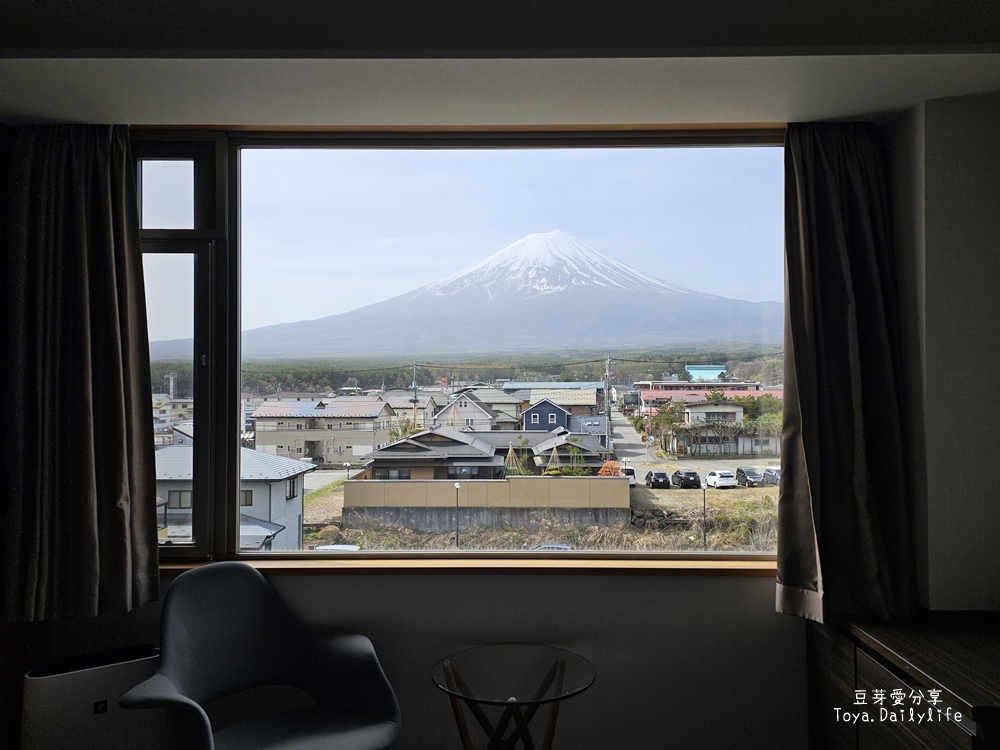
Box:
(776, 122), (916, 622)
(2, 125), (159, 622)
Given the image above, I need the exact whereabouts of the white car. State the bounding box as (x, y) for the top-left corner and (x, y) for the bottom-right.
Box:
(705, 470), (737, 489)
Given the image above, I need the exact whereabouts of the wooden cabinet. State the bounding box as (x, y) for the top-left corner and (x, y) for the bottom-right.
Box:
(807, 614), (1000, 749)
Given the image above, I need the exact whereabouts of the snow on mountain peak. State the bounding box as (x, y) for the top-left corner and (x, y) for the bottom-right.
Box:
(415, 230), (704, 301)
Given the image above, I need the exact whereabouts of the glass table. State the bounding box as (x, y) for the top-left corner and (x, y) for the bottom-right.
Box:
(432, 644), (596, 750)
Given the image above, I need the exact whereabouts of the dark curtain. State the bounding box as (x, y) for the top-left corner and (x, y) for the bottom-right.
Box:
(776, 122), (916, 622)
(2, 125), (158, 622)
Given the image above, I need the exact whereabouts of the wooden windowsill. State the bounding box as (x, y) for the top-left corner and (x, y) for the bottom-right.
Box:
(160, 555), (777, 576)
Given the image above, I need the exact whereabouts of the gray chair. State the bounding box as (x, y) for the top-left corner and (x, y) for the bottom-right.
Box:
(121, 562), (400, 750)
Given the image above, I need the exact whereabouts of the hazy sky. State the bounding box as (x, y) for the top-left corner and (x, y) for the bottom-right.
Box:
(144, 146), (783, 341)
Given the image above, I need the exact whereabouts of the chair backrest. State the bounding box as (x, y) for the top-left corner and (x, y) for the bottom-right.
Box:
(158, 562), (310, 705)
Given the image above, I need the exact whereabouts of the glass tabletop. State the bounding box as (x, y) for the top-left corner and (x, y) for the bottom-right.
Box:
(431, 644), (595, 706)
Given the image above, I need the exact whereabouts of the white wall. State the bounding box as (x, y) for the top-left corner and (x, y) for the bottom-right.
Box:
(268, 572), (807, 749)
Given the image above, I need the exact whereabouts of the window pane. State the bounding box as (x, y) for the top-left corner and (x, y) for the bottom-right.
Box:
(144, 253), (197, 545)
(141, 160), (194, 229)
(240, 146), (783, 554)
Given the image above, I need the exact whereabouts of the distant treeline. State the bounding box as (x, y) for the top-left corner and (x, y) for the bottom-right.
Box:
(150, 346), (783, 397)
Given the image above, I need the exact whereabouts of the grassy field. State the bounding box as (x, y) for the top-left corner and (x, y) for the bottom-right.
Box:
(304, 481), (777, 552)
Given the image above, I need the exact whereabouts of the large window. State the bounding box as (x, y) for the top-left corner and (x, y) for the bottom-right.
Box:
(136, 131), (785, 558)
(233, 135), (784, 556)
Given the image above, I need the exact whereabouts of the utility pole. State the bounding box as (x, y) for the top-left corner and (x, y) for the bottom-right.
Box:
(604, 353), (613, 450)
(410, 361), (419, 429)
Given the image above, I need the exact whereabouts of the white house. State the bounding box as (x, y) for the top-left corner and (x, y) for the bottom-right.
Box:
(154, 446), (315, 551)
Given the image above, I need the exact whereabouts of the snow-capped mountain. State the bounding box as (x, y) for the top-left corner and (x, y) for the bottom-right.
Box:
(151, 231), (783, 359)
(419, 230), (705, 301)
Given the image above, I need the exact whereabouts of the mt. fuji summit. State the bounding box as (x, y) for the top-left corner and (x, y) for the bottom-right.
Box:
(153, 231), (783, 359)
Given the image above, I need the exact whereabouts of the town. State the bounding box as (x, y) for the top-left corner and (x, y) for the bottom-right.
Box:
(152, 363), (783, 553)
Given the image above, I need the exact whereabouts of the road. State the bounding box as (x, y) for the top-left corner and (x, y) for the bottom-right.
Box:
(610, 410), (779, 485)
(303, 467), (353, 492)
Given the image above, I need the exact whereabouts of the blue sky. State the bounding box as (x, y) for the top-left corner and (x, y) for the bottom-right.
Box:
(144, 146), (783, 340)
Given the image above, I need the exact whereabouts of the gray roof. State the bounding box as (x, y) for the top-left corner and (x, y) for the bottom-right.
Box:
(253, 400), (393, 419)
(239, 514), (286, 550)
(452, 387), (522, 405)
(363, 424), (502, 465)
(502, 381), (604, 391)
(155, 446), (316, 481)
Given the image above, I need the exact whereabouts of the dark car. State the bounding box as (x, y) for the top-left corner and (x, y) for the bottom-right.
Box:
(645, 470), (670, 488)
(736, 467), (764, 487)
(671, 468), (702, 489)
(763, 466), (781, 485)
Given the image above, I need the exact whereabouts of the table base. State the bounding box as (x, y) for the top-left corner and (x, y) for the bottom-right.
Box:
(444, 657), (567, 750)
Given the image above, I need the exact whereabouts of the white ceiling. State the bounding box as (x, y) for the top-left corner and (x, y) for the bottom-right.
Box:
(2, 54), (1000, 127)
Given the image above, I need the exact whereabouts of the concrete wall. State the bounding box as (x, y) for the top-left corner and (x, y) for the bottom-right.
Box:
(345, 477), (630, 509)
(885, 92), (1000, 610)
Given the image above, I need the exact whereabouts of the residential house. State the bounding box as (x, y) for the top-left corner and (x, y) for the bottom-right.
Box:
(568, 413), (608, 442)
(452, 386), (522, 429)
(528, 388), (598, 417)
(502, 381), (606, 413)
(151, 393), (194, 427)
(522, 398), (570, 431)
(433, 392), (499, 431)
(359, 425), (502, 480)
(683, 400), (744, 424)
(381, 391), (442, 431)
(154, 445), (313, 551)
(5, 5), (1000, 750)
(252, 398), (395, 465)
(360, 425), (610, 479)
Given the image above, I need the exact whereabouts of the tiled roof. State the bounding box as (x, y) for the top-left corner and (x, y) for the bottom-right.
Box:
(252, 400), (392, 419)
(454, 387), (522, 405)
(529, 389), (597, 406)
(363, 424), (502, 464)
(155, 446), (316, 481)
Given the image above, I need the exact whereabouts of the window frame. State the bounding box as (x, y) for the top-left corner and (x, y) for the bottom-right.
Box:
(135, 128), (784, 562)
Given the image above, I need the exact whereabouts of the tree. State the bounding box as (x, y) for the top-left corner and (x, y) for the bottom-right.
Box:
(388, 417), (420, 443)
(650, 403), (684, 454)
(704, 389), (728, 402)
(597, 460), (623, 477)
(756, 393), (782, 415)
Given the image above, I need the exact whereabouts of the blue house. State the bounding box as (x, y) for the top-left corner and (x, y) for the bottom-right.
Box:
(522, 399), (570, 431)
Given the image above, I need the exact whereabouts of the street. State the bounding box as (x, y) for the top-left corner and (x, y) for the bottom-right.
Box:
(610, 409), (780, 485)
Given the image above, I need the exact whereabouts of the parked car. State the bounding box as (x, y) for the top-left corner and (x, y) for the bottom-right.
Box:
(533, 543), (574, 551)
(705, 470), (738, 488)
(763, 466), (781, 485)
(645, 470), (670, 488)
(623, 466), (637, 486)
(735, 466), (764, 487)
(671, 468), (701, 489)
